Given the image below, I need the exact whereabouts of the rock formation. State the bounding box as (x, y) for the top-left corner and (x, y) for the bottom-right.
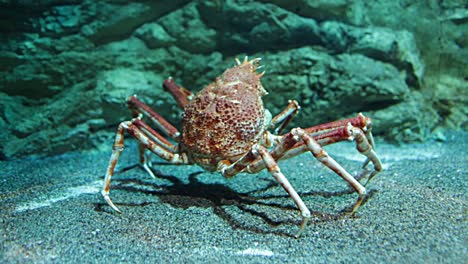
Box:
(0, 0), (466, 159)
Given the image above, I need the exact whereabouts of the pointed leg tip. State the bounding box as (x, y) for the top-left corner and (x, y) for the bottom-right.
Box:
(294, 216), (310, 238)
(109, 202), (122, 214)
(141, 163), (156, 179)
(294, 228), (305, 239)
(102, 191), (122, 213)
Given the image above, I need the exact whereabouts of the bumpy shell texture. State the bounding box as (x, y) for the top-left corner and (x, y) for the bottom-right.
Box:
(181, 58), (267, 169)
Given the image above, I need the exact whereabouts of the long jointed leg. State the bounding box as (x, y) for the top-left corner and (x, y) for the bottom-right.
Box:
(347, 124), (382, 185)
(311, 121), (383, 185)
(255, 145), (311, 238)
(163, 78), (193, 108)
(246, 121), (382, 187)
(102, 122), (128, 213)
(127, 96), (182, 176)
(304, 113), (370, 137)
(127, 96), (180, 139)
(270, 100), (301, 134)
(291, 128), (367, 215)
(133, 118), (178, 178)
(102, 120), (188, 213)
(137, 142), (154, 178)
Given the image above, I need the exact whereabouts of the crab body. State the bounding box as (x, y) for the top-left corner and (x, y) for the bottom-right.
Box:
(180, 60), (269, 171)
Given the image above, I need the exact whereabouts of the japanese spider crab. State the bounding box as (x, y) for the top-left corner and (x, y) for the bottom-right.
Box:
(101, 57), (383, 238)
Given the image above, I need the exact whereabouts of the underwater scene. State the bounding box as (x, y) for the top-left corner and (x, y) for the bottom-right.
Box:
(1, 0), (466, 263)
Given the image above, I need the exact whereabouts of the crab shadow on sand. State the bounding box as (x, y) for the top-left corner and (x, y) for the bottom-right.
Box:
(94, 163), (378, 238)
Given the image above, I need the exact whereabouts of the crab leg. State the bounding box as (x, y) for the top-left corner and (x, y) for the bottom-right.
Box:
(102, 120), (189, 213)
(348, 126), (382, 185)
(303, 113), (377, 157)
(163, 78), (193, 108)
(270, 100), (301, 134)
(221, 126), (361, 176)
(240, 124), (381, 223)
(218, 151), (257, 177)
(251, 114), (381, 175)
(283, 124), (382, 184)
(127, 95), (183, 174)
(132, 118), (176, 153)
(132, 118), (179, 177)
(127, 96), (180, 139)
(249, 126), (374, 217)
(289, 128), (367, 214)
(303, 113), (369, 136)
(255, 145), (311, 238)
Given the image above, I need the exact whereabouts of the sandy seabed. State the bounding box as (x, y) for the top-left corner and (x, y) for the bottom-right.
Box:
(1, 131), (466, 263)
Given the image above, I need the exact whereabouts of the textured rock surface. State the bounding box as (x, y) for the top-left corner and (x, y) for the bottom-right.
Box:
(0, 0), (466, 159)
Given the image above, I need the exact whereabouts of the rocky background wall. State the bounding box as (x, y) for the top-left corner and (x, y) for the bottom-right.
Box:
(0, 0), (466, 159)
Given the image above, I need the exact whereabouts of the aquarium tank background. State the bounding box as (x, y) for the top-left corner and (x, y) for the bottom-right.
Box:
(0, 0), (466, 160)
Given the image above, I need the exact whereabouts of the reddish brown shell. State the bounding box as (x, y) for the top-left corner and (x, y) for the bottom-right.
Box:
(180, 58), (268, 170)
